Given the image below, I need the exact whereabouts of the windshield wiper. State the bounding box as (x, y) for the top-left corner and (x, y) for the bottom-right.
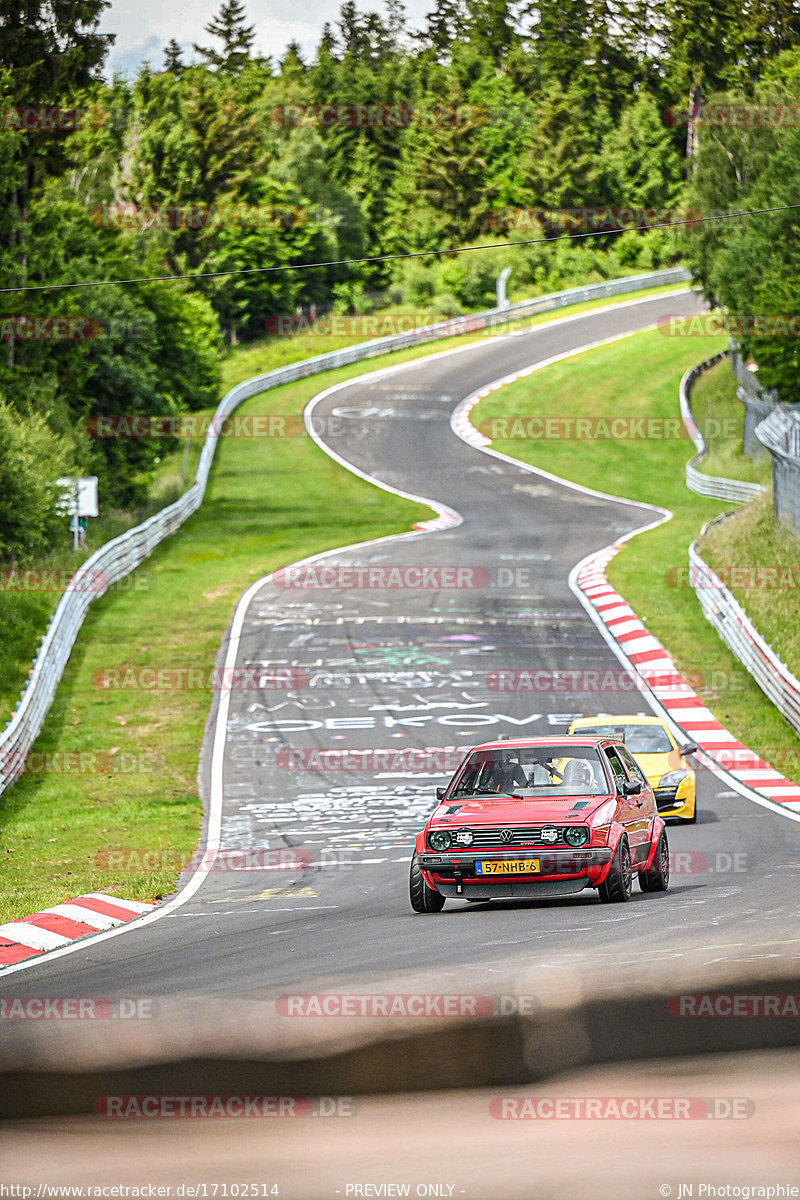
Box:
(461, 788), (520, 797)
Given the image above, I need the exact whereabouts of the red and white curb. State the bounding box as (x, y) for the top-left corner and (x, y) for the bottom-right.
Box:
(575, 548), (800, 811)
(0, 893), (154, 967)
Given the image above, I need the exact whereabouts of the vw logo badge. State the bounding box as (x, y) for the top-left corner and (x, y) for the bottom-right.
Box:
(500, 829), (515, 843)
(540, 826), (559, 843)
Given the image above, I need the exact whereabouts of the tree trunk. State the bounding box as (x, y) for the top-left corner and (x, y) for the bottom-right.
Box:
(686, 82), (702, 161)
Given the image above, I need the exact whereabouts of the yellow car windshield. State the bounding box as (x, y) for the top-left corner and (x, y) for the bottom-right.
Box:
(577, 725), (672, 754)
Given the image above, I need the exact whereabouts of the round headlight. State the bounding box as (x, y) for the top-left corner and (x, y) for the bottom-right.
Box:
(429, 829), (452, 851)
(564, 826), (589, 847)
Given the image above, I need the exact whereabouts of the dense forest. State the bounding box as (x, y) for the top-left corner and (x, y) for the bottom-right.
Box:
(2, 0), (800, 557)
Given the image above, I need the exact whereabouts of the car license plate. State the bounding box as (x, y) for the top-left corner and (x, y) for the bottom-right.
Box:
(476, 859), (540, 875)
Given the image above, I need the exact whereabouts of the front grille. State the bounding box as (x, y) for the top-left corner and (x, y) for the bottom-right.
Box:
(456, 826), (568, 848)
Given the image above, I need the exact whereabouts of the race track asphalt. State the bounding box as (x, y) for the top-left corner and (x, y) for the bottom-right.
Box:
(3, 289), (799, 1003)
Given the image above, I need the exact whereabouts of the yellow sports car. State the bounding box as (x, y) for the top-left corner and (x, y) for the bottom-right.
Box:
(567, 714), (698, 823)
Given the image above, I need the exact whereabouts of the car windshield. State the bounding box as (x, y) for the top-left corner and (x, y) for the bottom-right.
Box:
(451, 745), (606, 797)
(576, 724), (672, 754)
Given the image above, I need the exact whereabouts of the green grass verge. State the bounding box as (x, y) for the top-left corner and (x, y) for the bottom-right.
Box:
(690, 359), (772, 486)
(0, 365), (433, 919)
(473, 327), (800, 784)
(699, 491), (800, 677)
(0, 452), (204, 730)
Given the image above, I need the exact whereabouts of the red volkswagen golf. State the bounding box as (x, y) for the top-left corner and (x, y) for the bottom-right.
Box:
(410, 736), (669, 911)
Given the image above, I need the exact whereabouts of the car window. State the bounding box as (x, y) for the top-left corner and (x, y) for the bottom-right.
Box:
(577, 723), (672, 753)
(603, 747), (628, 792)
(450, 745), (605, 797)
(617, 744), (648, 787)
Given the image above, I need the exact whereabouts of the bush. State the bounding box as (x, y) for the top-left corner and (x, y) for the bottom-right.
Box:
(0, 396), (74, 564)
(428, 291), (465, 317)
(436, 247), (506, 309)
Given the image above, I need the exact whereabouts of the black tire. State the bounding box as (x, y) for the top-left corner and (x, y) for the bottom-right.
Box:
(598, 836), (632, 903)
(639, 830), (670, 893)
(409, 854), (446, 912)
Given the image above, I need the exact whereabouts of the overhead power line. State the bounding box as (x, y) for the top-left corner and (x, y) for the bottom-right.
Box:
(2, 202), (799, 294)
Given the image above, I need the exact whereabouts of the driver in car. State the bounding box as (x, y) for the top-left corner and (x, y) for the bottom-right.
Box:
(563, 759), (599, 792)
(486, 751), (528, 794)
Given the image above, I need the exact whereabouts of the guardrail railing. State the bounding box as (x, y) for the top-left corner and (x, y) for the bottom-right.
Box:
(0, 267), (689, 798)
(729, 349), (779, 459)
(685, 354), (800, 737)
(688, 533), (800, 738)
(680, 352), (766, 503)
(756, 406), (800, 535)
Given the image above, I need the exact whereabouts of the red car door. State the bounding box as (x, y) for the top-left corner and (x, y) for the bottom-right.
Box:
(603, 744), (640, 849)
(613, 742), (654, 867)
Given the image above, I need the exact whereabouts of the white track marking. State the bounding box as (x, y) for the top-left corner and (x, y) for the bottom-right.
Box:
(0, 923), (72, 951)
(43, 904), (123, 930)
(81, 893), (152, 913)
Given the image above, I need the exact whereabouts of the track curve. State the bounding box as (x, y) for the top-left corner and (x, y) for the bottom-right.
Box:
(3, 289), (800, 1000)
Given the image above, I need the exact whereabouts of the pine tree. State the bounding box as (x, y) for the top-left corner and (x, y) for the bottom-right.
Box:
(601, 90), (684, 207)
(385, 0), (408, 52)
(663, 0), (743, 155)
(318, 23), (339, 58)
(518, 81), (599, 209)
(419, 0), (468, 59)
(530, 0), (591, 87)
(0, 1), (112, 364)
(281, 41), (306, 75)
(466, 0), (518, 65)
(163, 39), (185, 75)
(194, 0), (256, 73)
(338, 1), (369, 58)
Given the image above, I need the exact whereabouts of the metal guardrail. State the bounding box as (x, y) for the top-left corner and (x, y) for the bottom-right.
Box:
(680, 352), (766, 503)
(756, 406), (800, 535)
(729, 349), (779, 458)
(0, 268), (690, 797)
(686, 354), (800, 736)
(688, 533), (800, 737)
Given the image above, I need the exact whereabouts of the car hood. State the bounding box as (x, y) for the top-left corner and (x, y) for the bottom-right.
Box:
(431, 794), (616, 825)
(634, 750), (688, 785)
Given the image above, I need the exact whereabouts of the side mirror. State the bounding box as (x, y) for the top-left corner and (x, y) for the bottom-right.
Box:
(623, 779), (642, 796)
(680, 742), (698, 756)
(436, 787), (446, 801)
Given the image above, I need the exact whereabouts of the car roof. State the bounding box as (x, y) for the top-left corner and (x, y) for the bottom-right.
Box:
(570, 714), (666, 728)
(469, 736), (620, 750)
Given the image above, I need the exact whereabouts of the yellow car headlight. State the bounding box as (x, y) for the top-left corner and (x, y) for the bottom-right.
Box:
(659, 768), (689, 788)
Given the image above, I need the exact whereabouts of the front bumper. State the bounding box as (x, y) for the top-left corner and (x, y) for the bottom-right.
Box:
(437, 878), (589, 899)
(654, 783), (695, 819)
(418, 848), (613, 892)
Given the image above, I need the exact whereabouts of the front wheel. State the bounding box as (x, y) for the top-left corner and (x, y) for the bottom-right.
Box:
(409, 854), (446, 912)
(639, 830), (670, 893)
(598, 836), (632, 903)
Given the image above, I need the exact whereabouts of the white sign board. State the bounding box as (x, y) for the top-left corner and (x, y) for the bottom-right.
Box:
(55, 477), (99, 517)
